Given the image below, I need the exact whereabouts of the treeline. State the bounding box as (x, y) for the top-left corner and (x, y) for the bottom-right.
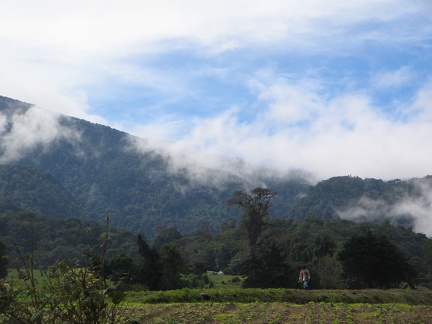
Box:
(103, 208), (432, 289)
(0, 211), (137, 267)
(159, 188), (432, 290)
(2, 188), (432, 290)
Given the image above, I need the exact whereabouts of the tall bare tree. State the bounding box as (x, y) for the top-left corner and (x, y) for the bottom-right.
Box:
(228, 187), (277, 257)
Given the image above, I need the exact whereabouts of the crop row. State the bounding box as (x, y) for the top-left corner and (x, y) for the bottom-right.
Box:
(124, 302), (432, 323)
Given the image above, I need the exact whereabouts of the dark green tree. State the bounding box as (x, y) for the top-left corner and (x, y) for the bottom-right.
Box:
(0, 239), (8, 279)
(338, 231), (415, 289)
(153, 226), (182, 249)
(160, 243), (185, 290)
(229, 188), (289, 288)
(228, 187), (276, 257)
(242, 241), (291, 288)
(106, 253), (138, 287)
(137, 234), (163, 290)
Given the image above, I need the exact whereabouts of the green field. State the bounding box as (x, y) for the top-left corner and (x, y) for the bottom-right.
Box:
(119, 278), (432, 323)
(3, 273), (432, 323)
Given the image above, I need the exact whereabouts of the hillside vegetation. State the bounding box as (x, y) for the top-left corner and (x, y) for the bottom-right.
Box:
(0, 211), (137, 266)
(2, 95), (432, 237)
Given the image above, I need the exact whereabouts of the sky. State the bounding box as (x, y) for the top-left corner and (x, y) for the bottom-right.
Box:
(1, 0), (432, 181)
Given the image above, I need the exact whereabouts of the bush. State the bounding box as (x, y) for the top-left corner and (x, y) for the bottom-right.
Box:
(0, 212), (126, 323)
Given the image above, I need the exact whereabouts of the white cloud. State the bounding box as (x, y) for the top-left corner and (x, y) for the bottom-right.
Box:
(0, 0), (431, 182)
(129, 73), (432, 181)
(1, 1), (414, 54)
(371, 66), (414, 89)
(336, 178), (432, 236)
(128, 134), (281, 189)
(0, 106), (81, 163)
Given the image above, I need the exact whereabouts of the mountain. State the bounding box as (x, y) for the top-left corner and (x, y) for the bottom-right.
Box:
(293, 175), (432, 226)
(1, 95), (431, 236)
(0, 210), (137, 266)
(0, 164), (84, 218)
(0, 96), (309, 235)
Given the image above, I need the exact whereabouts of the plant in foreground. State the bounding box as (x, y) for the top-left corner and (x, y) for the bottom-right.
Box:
(0, 211), (126, 323)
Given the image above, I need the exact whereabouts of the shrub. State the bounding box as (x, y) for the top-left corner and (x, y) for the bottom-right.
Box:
(0, 212), (126, 323)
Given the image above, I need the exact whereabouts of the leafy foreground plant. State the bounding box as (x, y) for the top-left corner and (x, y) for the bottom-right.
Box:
(0, 212), (126, 323)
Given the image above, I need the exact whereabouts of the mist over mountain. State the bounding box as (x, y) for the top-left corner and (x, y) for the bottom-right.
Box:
(1, 95), (431, 237)
(0, 96), (310, 235)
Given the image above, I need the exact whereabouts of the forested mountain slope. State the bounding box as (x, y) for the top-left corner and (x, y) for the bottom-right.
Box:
(0, 96), (309, 235)
(0, 164), (84, 218)
(290, 175), (432, 232)
(0, 211), (137, 266)
(1, 95), (431, 236)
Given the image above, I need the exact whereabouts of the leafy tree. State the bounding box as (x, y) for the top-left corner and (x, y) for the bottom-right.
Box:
(312, 233), (336, 259)
(228, 188), (294, 288)
(242, 241), (290, 288)
(0, 239), (7, 279)
(112, 237), (186, 291)
(160, 243), (185, 290)
(338, 231), (415, 289)
(153, 226), (182, 249)
(314, 255), (343, 289)
(228, 187), (276, 257)
(106, 253), (138, 288)
(136, 234), (163, 290)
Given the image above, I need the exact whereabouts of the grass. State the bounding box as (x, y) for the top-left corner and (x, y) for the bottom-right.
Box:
(119, 285), (432, 323)
(209, 274), (243, 288)
(4, 270), (432, 323)
(126, 286), (432, 305)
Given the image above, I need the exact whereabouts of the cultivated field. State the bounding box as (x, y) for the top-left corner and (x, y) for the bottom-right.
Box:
(121, 285), (432, 323)
(3, 272), (432, 323)
(125, 301), (432, 323)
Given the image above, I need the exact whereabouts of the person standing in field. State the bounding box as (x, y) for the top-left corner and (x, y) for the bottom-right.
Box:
(299, 265), (310, 289)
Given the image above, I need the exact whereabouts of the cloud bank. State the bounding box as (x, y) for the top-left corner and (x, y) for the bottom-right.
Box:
(0, 106), (80, 163)
(336, 178), (432, 236)
(135, 73), (432, 181)
(0, 0), (431, 181)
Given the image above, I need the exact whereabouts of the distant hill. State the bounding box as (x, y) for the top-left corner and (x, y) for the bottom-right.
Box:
(0, 164), (84, 218)
(0, 210), (137, 266)
(1, 95), (430, 236)
(0, 96), (309, 235)
(291, 175), (432, 228)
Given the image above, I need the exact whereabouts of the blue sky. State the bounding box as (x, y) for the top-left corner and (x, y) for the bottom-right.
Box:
(1, 0), (432, 180)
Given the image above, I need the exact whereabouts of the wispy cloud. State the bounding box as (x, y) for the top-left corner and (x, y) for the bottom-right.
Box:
(0, 106), (81, 163)
(370, 66), (414, 90)
(336, 178), (432, 236)
(133, 71), (432, 180)
(0, 0), (431, 180)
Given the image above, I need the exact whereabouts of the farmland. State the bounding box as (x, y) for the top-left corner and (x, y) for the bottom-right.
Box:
(125, 302), (432, 323)
(120, 286), (432, 323)
(4, 271), (432, 323)
(3, 270), (432, 323)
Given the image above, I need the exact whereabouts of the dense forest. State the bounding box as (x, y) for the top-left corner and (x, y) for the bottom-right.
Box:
(0, 211), (137, 266)
(1, 193), (432, 290)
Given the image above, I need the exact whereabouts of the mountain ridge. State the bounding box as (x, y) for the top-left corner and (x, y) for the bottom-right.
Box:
(0, 95), (310, 235)
(1, 95), (431, 236)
